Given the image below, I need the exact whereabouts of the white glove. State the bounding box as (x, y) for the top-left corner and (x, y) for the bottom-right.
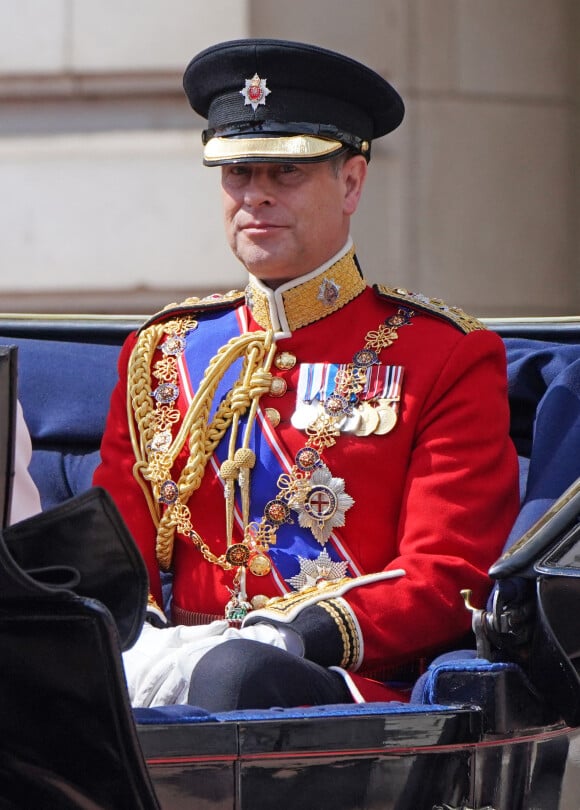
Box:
(122, 620), (297, 708)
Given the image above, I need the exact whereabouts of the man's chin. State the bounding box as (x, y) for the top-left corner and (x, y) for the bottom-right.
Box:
(236, 249), (289, 283)
(246, 267), (293, 289)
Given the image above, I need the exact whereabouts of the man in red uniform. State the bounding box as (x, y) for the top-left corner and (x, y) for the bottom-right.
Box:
(94, 39), (520, 710)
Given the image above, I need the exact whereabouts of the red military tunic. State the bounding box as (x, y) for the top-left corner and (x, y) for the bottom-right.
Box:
(94, 248), (520, 698)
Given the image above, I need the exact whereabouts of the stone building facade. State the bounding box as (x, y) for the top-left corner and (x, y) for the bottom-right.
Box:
(0, 0), (578, 316)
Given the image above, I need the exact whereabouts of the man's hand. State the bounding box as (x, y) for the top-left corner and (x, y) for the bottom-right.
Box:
(122, 620), (298, 707)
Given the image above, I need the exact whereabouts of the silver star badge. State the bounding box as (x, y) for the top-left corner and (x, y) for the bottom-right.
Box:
(286, 549), (349, 591)
(289, 465), (354, 545)
(240, 73), (271, 111)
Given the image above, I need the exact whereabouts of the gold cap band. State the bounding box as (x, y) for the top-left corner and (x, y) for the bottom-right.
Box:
(203, 134), (344, 165)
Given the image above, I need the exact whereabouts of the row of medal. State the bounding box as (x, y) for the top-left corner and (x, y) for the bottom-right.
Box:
(291, 362), (404, 436)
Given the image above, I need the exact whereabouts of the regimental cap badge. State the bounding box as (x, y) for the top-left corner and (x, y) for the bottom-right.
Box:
(240, 73), (271, 111)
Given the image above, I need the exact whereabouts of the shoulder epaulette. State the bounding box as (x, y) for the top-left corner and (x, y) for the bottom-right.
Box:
(139, 289), (245, 332)
(373, 284), (486, 334)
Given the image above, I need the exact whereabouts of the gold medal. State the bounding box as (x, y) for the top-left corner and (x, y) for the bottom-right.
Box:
(249, 552), (272, 577)
(354, 402), (379, 436)
(375, 400), (398, 435)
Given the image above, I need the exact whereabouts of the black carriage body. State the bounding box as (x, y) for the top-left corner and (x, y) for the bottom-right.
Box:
(138, 708), (580, 810)
(0, 313), (579, 810)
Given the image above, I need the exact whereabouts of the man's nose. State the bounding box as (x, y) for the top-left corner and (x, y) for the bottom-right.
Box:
(243, 173), (274, 206)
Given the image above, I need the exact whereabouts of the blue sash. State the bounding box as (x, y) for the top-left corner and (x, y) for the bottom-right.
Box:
(181, 311), (359, 593)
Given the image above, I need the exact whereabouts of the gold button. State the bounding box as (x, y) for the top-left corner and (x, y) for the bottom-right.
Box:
(269, 377), (288, 397)
(265, 407), (281, 427)
(251, 594), (270, 610)
(274, 351), (296, 370)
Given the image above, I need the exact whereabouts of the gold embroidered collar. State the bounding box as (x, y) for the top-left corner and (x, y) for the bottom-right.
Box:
(246, 244), (367, 335)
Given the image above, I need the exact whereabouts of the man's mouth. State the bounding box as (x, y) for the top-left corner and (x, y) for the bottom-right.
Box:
(240, 222), (284, 232)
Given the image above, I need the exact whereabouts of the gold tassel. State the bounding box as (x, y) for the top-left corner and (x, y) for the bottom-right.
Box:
(234, 447), (256, 526)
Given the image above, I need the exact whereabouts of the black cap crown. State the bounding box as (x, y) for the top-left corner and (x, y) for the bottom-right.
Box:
(183, 38), (404, 165)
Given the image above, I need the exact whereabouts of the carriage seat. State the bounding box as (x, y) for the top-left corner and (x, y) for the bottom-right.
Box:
(0, 320), (579, 753)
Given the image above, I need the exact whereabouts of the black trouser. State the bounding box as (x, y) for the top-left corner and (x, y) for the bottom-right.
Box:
(188, 639), (353, 711)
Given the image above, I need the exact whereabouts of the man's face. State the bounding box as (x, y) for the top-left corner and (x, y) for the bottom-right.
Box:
(220, 155), (367, 287)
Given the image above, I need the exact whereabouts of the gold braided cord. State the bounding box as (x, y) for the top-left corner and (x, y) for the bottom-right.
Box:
(167, 333), (267, 458)
(235, 342), (277, 527)
(227, 344), (259, 461)
(155, 338), (269, 568)
(127, 323), (170, 527)
(175, 341), (275, 547)
(241, 346), (278, 449)
(170, 334), (273, 503)
(155, 333), (274, 569)
(128, 323), (165, 459)
(127, 318), (275, 571)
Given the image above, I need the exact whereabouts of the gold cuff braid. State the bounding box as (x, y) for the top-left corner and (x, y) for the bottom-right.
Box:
(319, 598), (360, 670)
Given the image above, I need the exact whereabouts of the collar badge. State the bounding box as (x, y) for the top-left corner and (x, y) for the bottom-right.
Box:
(317, 278), (341, 306)
(240, 74), (271, 111)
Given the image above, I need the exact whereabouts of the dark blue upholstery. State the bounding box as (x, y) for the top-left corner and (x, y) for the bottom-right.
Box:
(0, 335), (122, 510)
(134, 700), (451, 725)
(408, 648), (555, 731)
(504, 338), (580, 543)
(410, 650), (515, 705)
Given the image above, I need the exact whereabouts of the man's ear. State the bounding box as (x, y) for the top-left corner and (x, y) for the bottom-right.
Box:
(342, 154), (368, 216)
